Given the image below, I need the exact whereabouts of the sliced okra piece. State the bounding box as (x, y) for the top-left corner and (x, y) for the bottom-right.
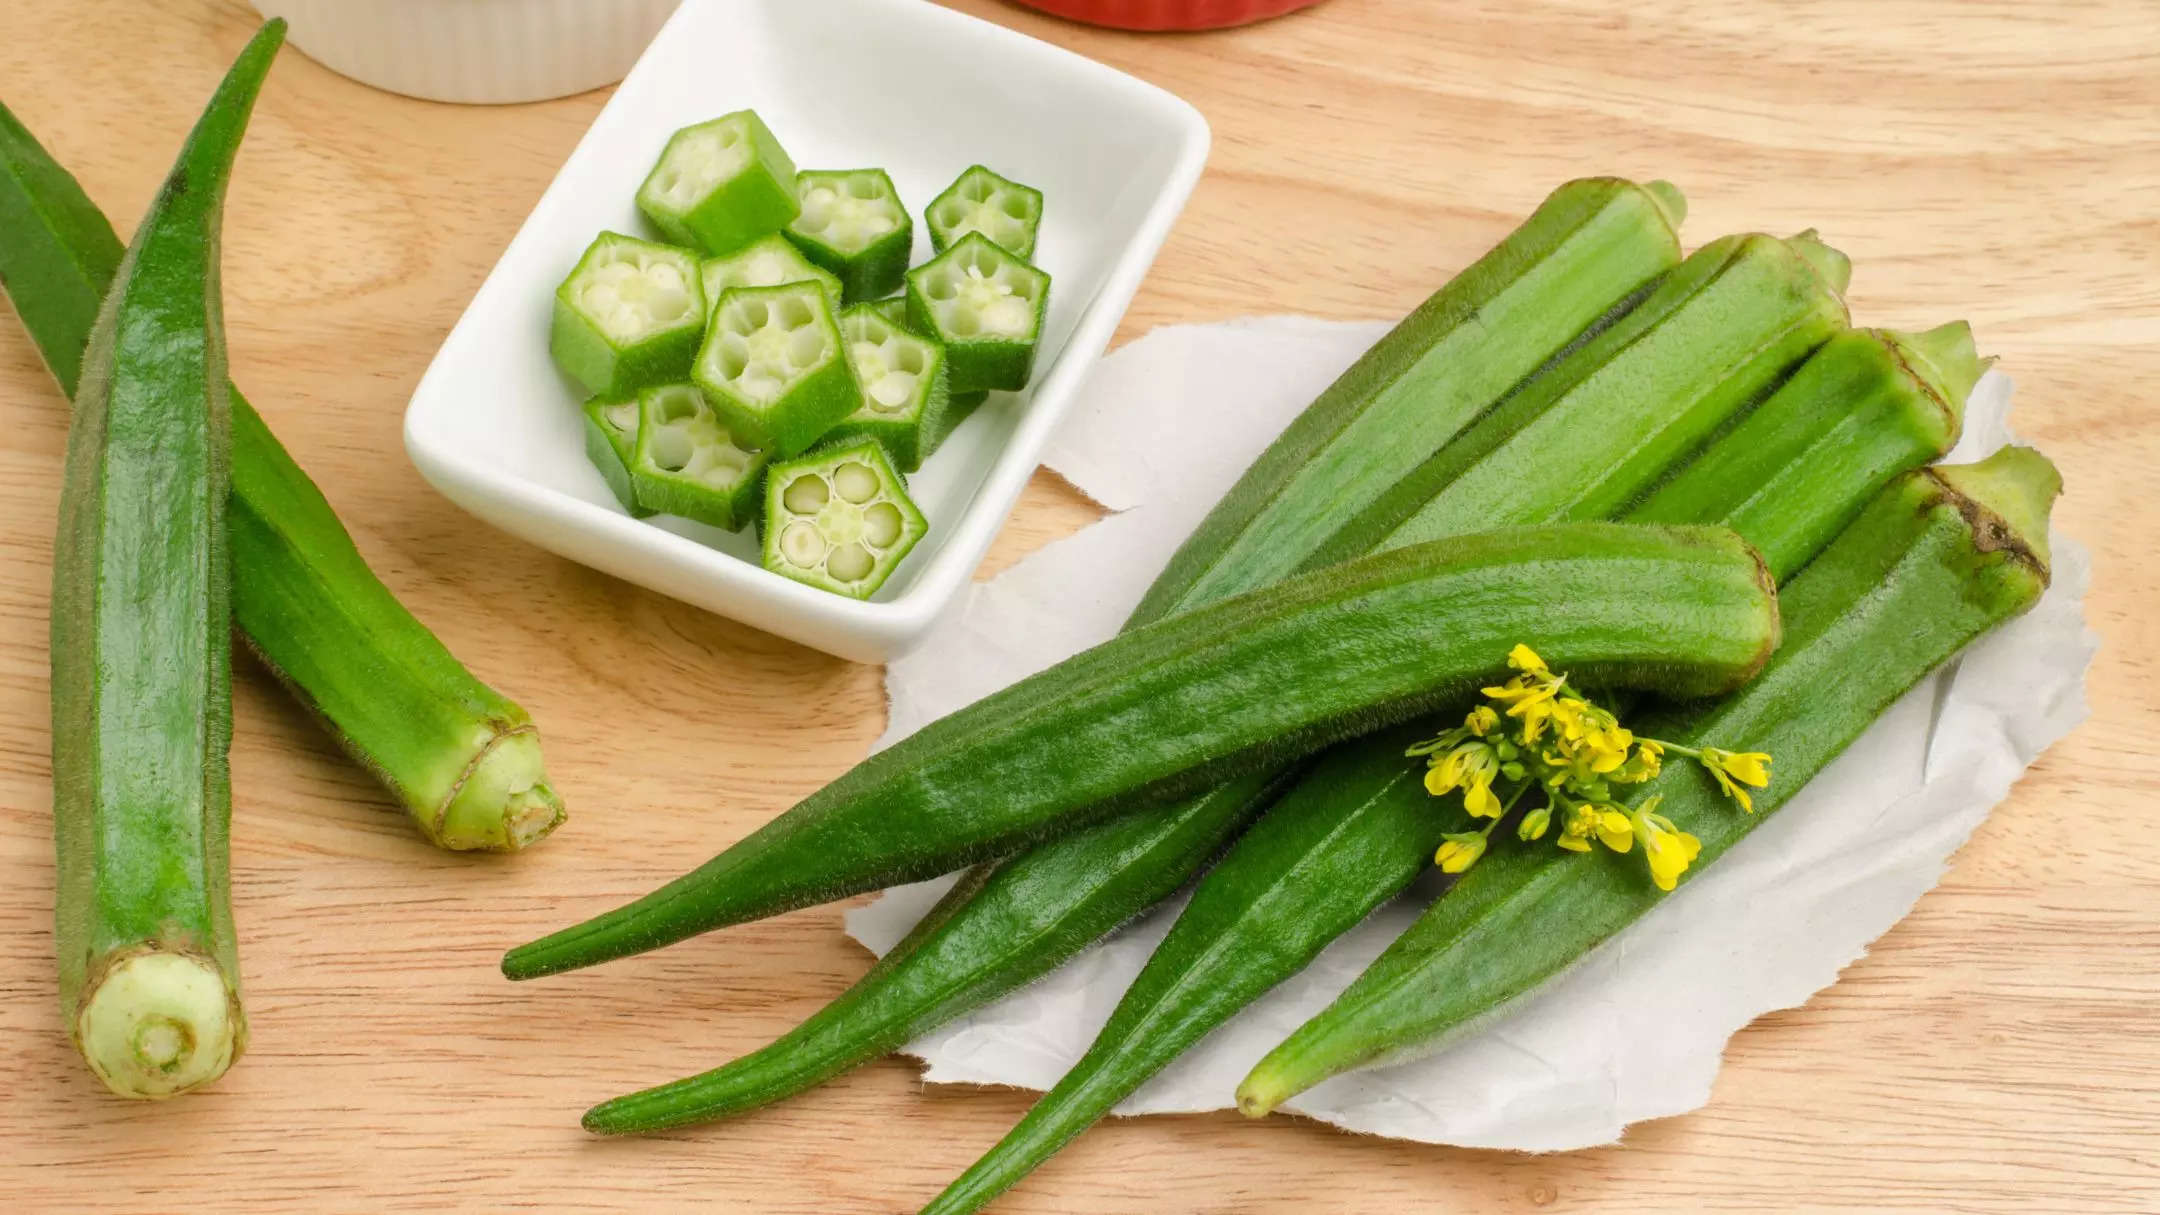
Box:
(761, 439), (927, 599)
(637, 110), (800, 254)
(692, 281), (858, 456)
(926, 164), (1044, 260)
(785, 168), (912, 303)
(582, 395), (653, 517)
(550, 231), (704, 397)
(629, 383), (769, 531)
(905, 232), (1051, 393)
(699, 233), (842, 318)
(864, 295), (914, 332)
(825, 304), (954, 473)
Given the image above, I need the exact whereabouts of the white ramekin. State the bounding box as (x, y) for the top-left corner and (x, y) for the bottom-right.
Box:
(252, 0), (683, 105)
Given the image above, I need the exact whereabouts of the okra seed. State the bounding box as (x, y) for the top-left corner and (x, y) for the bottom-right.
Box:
(833, 462), (880, 503)
(827, 542), (875, 582)
(779, 522), (826, 566)
(863, 502), (904, 547)
(982, 295), (1032, 337)
(603, 401), (640, 433)
(868, 371), (917, 410)
(783, 474), (829, 513)
(947, 306), (982, 337)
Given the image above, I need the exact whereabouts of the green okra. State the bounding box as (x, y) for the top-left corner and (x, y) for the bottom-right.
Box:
(50, 20), (283, 1100)
(573, 177), (1691, 1132)
(926, 164), (1043, 260)
(582, 395), (650, 517)
(550, 231), (705, 398)
(629, 383), (769, 531)
(692, 281), (857, 456)
(824, 303), (955, 472)
(914, 314), (1979, 1210)
(906, 232), (1051, 393)
(1237, 447), (2059, 1116)
(506, 522), (1778, 979)
(699, 232), (842, 318)
(637, 110), (800, 255)
(785, 168), (913, 303)
(760, 438), (927, 598)
(2, 93), (567, 855)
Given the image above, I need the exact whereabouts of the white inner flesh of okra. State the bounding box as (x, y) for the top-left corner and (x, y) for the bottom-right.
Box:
(842, 313), (931, 415)
(772, 458), (911, 587)
(643, 385), (759, 488)
(793, 175), (903, 255)
(650, 118), (751, 210)
(930, 172), (1037, 252)
(919, 243), (1042, 340)
(702, 241), (821, 306)
(601, 400), (641, 438)
(576, 246), (697, 344)
(712, 290), (832, 404)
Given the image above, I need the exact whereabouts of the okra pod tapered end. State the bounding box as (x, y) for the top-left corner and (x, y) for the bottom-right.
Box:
(1641, 179), (1687, 230)
(1930, 444), (2061, 576)
(74, 950), (244, 1099)
(429, 726), (567, 851)
(1785, 228), (1852, 295)
(1885, 320), (1987, 419)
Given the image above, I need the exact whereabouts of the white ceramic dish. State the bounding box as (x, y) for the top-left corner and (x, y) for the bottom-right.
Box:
(405, 0), (1208, 662)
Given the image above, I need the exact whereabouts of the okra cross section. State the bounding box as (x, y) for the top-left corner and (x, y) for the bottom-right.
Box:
(906, 232), (1051, 393)
(551, 231), (705, 397)
(785, 168), (913, 303)
(927, 164), (1044, 260)
(636, 110), (800, 254)
(692, 282), (857, 456)
(826, 304), (954, 472)
(761, 439), (927, 599)
(630, 383), (769, 532)
(582, 395), (652, 517)
(700, 233), (842, 318)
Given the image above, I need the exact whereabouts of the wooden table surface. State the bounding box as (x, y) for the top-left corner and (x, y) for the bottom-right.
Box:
(4, 1), (2155, 1210)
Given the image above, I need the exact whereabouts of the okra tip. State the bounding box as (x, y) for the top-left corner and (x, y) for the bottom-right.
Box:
(433, 728), (566, 852)
(74, 950), (243, 1099)
(1886, 320), (1988, 418)
(1785, 228), (1853, 295)
(1642, 179), (1687, 229)
(1930, 444), (2062, 576)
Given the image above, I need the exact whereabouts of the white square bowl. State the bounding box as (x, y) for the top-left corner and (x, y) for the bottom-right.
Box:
(404, 0), (1209, 663)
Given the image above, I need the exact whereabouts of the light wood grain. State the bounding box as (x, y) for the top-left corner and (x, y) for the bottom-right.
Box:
(4, 1), (2156, 1211)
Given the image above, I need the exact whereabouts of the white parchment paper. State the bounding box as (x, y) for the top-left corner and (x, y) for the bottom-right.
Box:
(848, 317), (2096, 1151)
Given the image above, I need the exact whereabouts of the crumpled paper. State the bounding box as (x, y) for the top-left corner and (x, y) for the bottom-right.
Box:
(848, 317), (2095, 1150)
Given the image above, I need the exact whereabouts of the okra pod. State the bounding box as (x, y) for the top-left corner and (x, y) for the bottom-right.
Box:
(914, 318), (1975, 1212)
(825, 302), (956, 472)
(576, 178), (1692, 1129)
(761, 438), (927, 598)
(507, 523), (1779, 979)
(926, 164), (1043, 260)
(581, 395), (651, 517)
(785, 168), (913, 303)
(699, 232), (842, 317)
(2, 95), (567, 853)
(637, 110), (800, 255)
(627, 383), (769, 531)
(693, 281), (857, 456)
(906, 232), (1051, 393)
(1237, 447), (2059, 1115)
(550, 231), (705, 398)
(50, 21), (283, 1099)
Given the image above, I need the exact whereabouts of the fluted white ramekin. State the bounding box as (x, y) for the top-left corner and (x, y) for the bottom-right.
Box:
(252, 0), (682, 104)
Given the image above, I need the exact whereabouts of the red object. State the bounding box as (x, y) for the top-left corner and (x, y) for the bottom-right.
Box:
(1007, 0), (1324, 31)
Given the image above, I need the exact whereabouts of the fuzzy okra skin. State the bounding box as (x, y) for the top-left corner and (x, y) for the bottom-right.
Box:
(50, 21), (283, 1100)
(0, 100), (565, 852)
(1237, 447), (2059, 1115)
(1136, 178), (1685, 619)
(507, 523), (1777, 979)
(913, 317), (1981, 1214)
(1309, 229), (1851, 567)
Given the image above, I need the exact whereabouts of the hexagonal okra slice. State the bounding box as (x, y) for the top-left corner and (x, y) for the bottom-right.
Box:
(926, 164), (1044, 260)
(636, 110), (801, 255)
(628, 383), (769, 531)
(784, 169), (912, 304)
(824, 304), (953, 473)
(761, 439), (927, 599)
(905, 232), (1051, 394)
(581, 394), (652, 518)
(699, 233), (842, 320)
(550, 232), (705, 397)
(692, 282), (857, 457)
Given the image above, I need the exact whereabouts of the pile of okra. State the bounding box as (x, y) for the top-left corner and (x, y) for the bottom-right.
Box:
(550, 108), (1053, 600)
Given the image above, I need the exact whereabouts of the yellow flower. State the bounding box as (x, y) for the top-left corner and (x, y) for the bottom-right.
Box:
(1435, 831), (1488, 874)
(1555, 801), (1635, 854)
(1425, 742), (1504, 818)
(1632, 799), (1702, 892)
(1465, 705), (1500, 737)
(1507, 644), (1548, 675)
(1700, 747), (1772, 812)
(1593, 807), (1634, 853)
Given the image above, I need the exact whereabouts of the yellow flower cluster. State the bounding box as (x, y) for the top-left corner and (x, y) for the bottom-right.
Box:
(1408, 645), (1772, 892)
